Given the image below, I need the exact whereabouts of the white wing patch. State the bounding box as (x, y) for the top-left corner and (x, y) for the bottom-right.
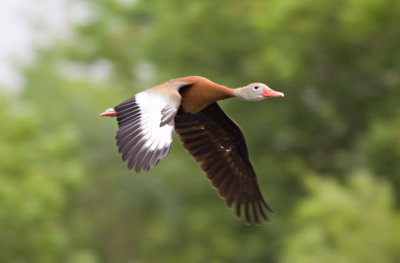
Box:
(115, 90), (178, 173)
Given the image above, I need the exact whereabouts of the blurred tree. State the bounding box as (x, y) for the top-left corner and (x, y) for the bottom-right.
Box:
(365, 113), (400, 202)
(0, 92), (86, 262)
(280, 172), (400, 263)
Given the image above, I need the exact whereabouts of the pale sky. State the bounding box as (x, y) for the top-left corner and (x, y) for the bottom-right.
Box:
(0, 0), (90, 91)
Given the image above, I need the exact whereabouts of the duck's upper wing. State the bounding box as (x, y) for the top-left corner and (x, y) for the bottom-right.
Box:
(174, 102), (273, 224)
(114, 79), (193, 173)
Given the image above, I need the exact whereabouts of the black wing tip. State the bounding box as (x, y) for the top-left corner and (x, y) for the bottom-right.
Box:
(125, 160), (151, 174)
(232, 201), (273, 225)
(119, 144), (171, 174)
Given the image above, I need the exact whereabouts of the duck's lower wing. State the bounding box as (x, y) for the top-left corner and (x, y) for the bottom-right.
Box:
(174, 102), (273, 224)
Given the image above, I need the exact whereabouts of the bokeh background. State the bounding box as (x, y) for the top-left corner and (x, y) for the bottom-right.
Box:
(1, 0), (400, 262)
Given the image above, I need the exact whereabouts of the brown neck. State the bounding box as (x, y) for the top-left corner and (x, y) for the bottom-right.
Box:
(179, 78), (235, 113)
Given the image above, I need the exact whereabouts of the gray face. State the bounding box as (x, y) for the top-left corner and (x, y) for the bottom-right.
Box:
(236, 83), (269, 101)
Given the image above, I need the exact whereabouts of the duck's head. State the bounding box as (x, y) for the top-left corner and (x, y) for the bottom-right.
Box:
(235, 83), (284, 101)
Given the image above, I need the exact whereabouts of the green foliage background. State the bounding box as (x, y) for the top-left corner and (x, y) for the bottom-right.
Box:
(1, 0), (400, 262)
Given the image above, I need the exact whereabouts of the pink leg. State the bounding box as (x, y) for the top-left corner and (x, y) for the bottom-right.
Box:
(100, 108), (117, 117)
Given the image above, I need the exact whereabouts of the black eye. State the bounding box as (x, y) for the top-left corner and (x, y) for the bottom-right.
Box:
(254, 86), (259, 90)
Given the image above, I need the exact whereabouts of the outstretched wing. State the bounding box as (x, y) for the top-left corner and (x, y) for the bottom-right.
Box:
(115, 91), (179, 173)
(174, 102), (273, 224)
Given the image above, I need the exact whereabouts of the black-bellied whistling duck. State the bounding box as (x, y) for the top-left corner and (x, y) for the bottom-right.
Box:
(101, 76), (284, 224)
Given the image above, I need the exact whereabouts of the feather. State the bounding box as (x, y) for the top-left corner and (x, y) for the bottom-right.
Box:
(174, 102), (273, 224)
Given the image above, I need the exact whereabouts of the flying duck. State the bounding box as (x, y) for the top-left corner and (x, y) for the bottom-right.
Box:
(100, 76), (284, 224)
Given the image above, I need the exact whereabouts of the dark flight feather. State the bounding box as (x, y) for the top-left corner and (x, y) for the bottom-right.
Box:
(174, 102), (273, 224)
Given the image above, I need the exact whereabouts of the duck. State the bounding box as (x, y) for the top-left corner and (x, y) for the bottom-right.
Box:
(100, 76), (284, 224)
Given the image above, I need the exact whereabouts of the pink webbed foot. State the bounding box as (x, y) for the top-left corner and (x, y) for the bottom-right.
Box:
(100, 108), (117, 117)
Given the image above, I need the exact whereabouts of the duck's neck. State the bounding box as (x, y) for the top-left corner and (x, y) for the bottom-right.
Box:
(180, 83), (235, 113)
(233, 87), (250, 100)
